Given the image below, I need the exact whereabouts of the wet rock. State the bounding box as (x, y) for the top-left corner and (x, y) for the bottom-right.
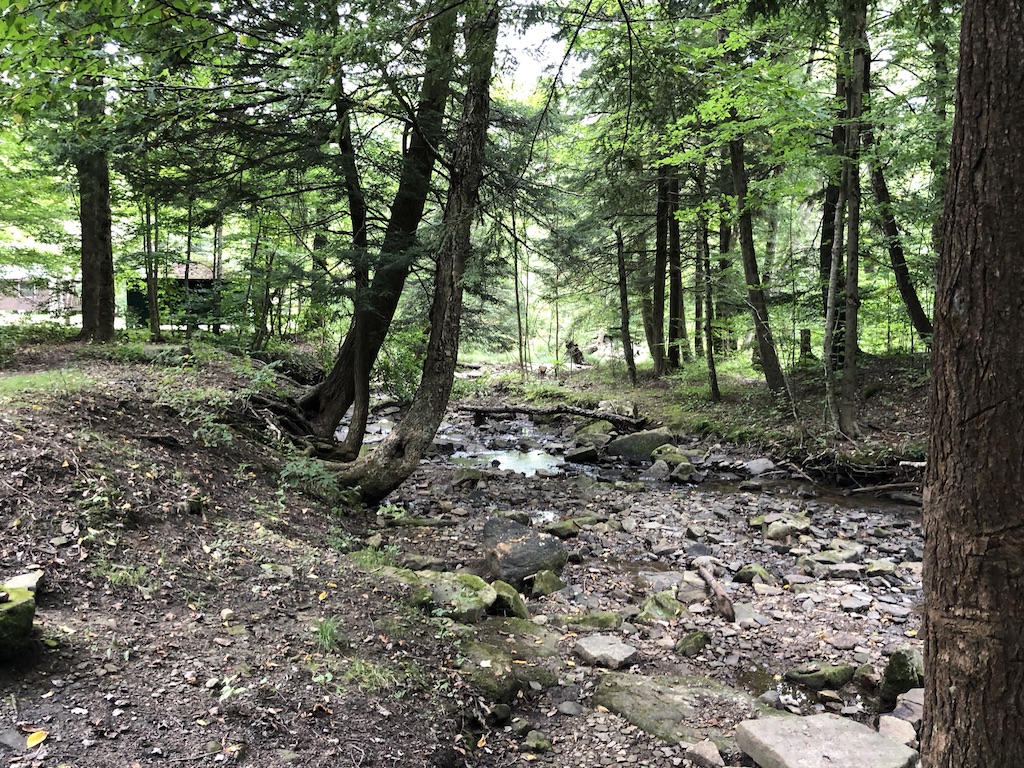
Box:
(483, 518), (568, 589)
(736, 713), (918, 768)
(784, 661), (856, 691)
(530, 570), (565, 597)
(606, 428), (675, 461)
(593, 672), (777, 751)
(636, 590), (689, 624)
(734, 563), (775, 585)
(490, 580), (530, 619)
(880, 648), (924, 710)
(565, 445), (600, 463)
(574, 635), (638, 669)
(675, 631), (711, 657)
(0, 586), (35, 660)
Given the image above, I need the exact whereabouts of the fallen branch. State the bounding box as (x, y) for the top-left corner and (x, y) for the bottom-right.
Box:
(844, 481), (921, 496)
(457, 403), (646, 431)
(380, 516), (461, 528)
(697, 565), (736, 623)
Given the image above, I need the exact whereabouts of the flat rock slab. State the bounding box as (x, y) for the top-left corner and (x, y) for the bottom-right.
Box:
(574, 634), (637, 669)
(736, 713), (919, 768)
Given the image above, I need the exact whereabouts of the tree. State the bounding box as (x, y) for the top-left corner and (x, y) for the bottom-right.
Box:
(332, 0), (500, 503)
(922, 1), (1024, 765)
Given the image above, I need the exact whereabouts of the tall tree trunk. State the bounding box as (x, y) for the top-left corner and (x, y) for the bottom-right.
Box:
(838, 0), (868, 437)
(512, 205), (526, 376)
(667, 172), (688, 367)
(333, 0), (500, 504)
(693, 240), (705, 358)
(696, 162), (720, 403)
(300, 9), (458, 438)
(651, 166), (669, 375)
(615, 227), (637, 386)
(728, 136), (787, 397)
(923, 3), (1024, 765)
(75, 76), (115, 343)
(144, 198), (162, 341)
(819, 69), (846, 366)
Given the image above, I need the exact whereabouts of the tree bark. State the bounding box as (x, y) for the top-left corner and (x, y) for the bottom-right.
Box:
(299, 9), (457, 438)
(667, 171), (688, 368)
(728, 136), (787, 397)
(75, 76), (116, 343)
(651, 166), (669, 375)
(923, 3), (1024, 766)
(333, 0), (500, 504)
(615, 227), (638, 386)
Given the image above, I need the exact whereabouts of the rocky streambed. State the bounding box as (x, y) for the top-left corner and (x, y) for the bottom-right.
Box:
(359, 406), (926, 767)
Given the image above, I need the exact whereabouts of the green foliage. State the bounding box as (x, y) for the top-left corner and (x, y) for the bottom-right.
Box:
(374, 325), (425, 405)
(279, 456), (341, 502)
(152, 372), (235, 447)
(314, 616), (343, 652)
(346, 546), (400, 571)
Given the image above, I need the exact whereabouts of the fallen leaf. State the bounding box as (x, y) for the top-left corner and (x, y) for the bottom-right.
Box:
(26, 730), (48, 748)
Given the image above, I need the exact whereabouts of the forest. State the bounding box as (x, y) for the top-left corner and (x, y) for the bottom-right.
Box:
(2, 1), (1023, 767)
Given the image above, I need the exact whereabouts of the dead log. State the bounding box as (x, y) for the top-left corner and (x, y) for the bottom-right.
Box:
(457, 403), (646, 431)
(697, 565), (736, 622)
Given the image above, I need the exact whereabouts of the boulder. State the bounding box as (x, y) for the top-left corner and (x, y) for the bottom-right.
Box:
(593, 672), (779, 751)
(0, 587), (35, 660)
(459, 640), (557, 702)
(651, 444), (696, 468)
(606, 428), (675, 461)
(743, 458), (777, 476)
(880, 648), (925, 710)
(736, 713), (918, 768)
(564, 445), (600, 463)
(784, 661), (856, 691)
(545, 516), (601, 539)
(642, 460), (672, 481)
(409, 572), (497, 623)
(483, 518), (568, 589)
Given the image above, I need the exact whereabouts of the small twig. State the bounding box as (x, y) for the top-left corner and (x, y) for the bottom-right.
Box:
(844, 481), (920, 495)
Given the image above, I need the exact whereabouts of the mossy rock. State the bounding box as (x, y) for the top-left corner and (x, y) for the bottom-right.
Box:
(651, 444), (694, 469)
(880, 648), (924, 710)
(472, 617), (562, 659)
(459, 641), (558, 703)
(636, 590), (689, 624)
(408, 572), (497, 623)
(558, 610), (623, 630)
(530, 570), (566, 597)
(545, 516), (601, 539)
(490, 580), (530, 620)
(606, 429), (675, 461)
(733, 564), (775, 585)
(675, 631), (711, 658)
(578, 419), (615, 436)
(784, 661), (856, 691)
(0, 587), (36, 660)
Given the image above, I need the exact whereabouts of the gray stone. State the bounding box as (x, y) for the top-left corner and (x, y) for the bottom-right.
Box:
(565, 445), (600, 463)
(765, 515), (811, 541)
(643, 459), (672, 481)
(558, 610), (623, 630)
(743, 458), (776, 476)
(606, 428), (675, 461)
(684, 739), (726, 768)
(459, 641), (557, 703)
(878, 715), (918, 747)
(669, 461), (698, 483)
(891, 689), (924, 727)
(483, 518), (568, 589)
(523, 730), (552, 752)
(866, 559), (898, 576)
(545, 516), (600, 539)
(556, 700), (584, 716)
(880, 648), (925, 710)
(574, 634), (638, 669)
(473, 617), (562, 659)
(578, 419), (616, 435)
(594, 672), (780, 752)
(3, 571), (44, 593)
(737, 714), (918, 768)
